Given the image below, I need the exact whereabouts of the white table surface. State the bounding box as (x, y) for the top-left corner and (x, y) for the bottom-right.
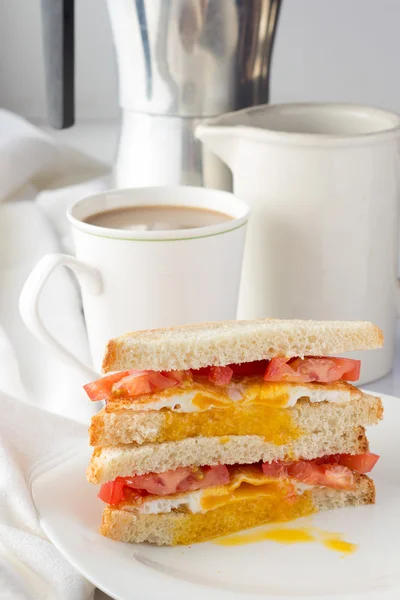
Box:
(45, 123), (400, 600)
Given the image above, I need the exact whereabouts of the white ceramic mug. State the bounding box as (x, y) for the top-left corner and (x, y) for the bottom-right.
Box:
(197, 103), (400, 383)
(20, 186), (250, 377)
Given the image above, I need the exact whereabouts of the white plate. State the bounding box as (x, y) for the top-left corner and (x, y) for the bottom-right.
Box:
(32, 393), (400, 600)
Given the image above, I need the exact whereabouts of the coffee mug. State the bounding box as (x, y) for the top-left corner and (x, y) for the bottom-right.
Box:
(197, 103), (400, 383)
(20, 186), (250, 377)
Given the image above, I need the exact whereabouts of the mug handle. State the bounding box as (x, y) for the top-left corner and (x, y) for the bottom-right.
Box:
(19, 253), (102, 380)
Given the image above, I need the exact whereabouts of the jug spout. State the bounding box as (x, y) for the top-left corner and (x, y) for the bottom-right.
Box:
(195, 121), (237, 170)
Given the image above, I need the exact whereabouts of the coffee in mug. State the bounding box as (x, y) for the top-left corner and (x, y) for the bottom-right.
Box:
(84, 205), (232, 231)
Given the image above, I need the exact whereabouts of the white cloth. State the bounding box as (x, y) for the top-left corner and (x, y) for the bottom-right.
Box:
(0, 110), (107, 204)
(0, 110), (110, 599)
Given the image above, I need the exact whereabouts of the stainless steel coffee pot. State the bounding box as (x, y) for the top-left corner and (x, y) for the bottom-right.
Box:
(41, 0), (282, 189)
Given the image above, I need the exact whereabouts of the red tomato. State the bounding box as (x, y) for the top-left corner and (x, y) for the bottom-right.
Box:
(85, 369), (192, 402)
(331, 358), (361, 381)
(164, 370), (192, 384)
(262, 451), (377, 491)
(263, 357), (293, 381)
(112, 370), (179, 397)
(317, 464), (356, 490)
(120, 465), (230, 497)
(191, 367), (211, 378)
(83, 371), (131, 401)
(313, 454), (341, 465)
(264, 356), (361, 383)
(177, 465), (230, 492)
(208, 366), (234, 386)
(262, 461), (291, 478)
(98, 480), (126, 505)
(286, 461), (323, 485)
(123, 467), (191, 496)
(287, 460), (356, 490)
(337, 452), (380, 474)
(263, 459), (355, 491)
(229, 360), (270, 377)
(192, 361), (269, 383)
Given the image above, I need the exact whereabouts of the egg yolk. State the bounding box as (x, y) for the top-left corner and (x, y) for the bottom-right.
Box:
(170, 484), (314, 545)
(158, 403), (301, 444)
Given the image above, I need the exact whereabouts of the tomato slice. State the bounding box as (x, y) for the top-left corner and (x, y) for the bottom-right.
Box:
(336, 452), (380, 474)
(285, 461), (323, 485)
(98, 480), (126, 505)
(193, 363), (270, 384)
(332, 358), (361, 381)
(229, 360), (270, 377)
(317, 464), (356, 490)
(263, 358), (294, 381)
(85, 355), (361, 401)
(164, 370), (192, 384)
(123, 467), (193, 496)
(122, 465), (230, 496)
(263, 452), (378, 490)
(261, 460), (291, 478)
(178, 465), (230, 492)
(264, 356), (361, 383)
(191, 367), (211, 378)
(112, 370), (180, 397)
(83, 371), (131, 401)
(192, 366), (233, 385)
(208, 366), (233, 386)
(286, 461), (355, 490)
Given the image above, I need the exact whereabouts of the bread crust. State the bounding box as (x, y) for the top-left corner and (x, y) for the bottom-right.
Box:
(87, 426), (369, 483)
(102, 319), (383, 372)
(99, 474), (374, 545)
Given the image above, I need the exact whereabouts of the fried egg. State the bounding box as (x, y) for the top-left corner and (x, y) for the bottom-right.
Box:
(124, 467), (315, 515)
(117, 380), (355, 413)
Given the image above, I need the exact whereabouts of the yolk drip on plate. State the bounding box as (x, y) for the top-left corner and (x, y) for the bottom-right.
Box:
(215, 525), (357, 556)
(320, 533), (357, 555)
(215, 526), (315, 546)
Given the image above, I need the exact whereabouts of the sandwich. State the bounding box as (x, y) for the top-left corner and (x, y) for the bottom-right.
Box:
(84, 319), (383, 546)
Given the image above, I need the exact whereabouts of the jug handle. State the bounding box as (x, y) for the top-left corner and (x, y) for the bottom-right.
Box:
(397, 278), (400, 318)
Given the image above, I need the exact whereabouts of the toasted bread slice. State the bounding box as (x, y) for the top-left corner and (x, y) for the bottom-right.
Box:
(102, 319), (383, 372)
(87, 426), (369, 484)
(100, 474), (374, 545)
(90, 391), (382, 446)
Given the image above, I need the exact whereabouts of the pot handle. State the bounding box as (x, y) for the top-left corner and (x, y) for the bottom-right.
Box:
(41, 0), (75, 128)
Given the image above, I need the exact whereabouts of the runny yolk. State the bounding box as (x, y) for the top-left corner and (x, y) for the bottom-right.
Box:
(158, 403), (301, 444)
(170, 482), (314, 545)
(191, 381), (291, 411)
(200, 469), (299, 512)
(192, 393), (232, 410)
(201, 482), (287, 512)
(215, 525), (357, 556)
(242, 383), (290, 408)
